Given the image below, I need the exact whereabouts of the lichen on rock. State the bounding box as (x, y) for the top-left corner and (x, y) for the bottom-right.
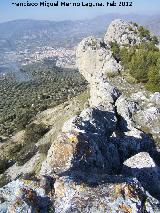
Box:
(0, 19), (160, 213)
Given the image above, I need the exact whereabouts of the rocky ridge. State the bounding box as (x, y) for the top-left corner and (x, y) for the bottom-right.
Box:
(104, 19), (143, 46)
(0, 19), (160, 212)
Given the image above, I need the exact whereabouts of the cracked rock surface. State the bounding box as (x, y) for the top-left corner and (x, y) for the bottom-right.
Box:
(0, 19), (160, 213)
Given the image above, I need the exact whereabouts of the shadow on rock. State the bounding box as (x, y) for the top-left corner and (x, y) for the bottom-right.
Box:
(58, 119), (160, 201)
(123, 165), (160, 200)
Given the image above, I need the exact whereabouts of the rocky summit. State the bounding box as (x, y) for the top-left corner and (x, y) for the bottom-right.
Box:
(104, 19), (142, 46)
(0, 19), (160, 212)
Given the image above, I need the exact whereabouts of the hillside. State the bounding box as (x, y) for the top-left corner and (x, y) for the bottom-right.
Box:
(0, 14), (160, 52)
(0, 60), (87, 139)
(0, 19), (160, 212)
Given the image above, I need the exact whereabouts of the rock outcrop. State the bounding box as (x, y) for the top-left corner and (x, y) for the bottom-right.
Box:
(0, 19), (160, 212)
(134, 107), (160, 136)
(123, 152), (160, 198)
(40, 107), (121, 177)
(76, 36), (122, 80)
(41, 19), (160, 212)
(54, 176), (160, 213)
(104, 19), (142, 46)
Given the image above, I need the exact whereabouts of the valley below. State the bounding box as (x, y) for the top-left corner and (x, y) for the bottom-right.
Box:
(0, 15), (160, 213)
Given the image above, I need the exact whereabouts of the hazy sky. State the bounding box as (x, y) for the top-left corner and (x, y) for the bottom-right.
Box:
(0, 0), (160, 22)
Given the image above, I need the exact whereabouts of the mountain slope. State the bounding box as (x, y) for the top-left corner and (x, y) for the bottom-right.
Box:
(0, 19), (160, 212)
(0, 14), (160, 52)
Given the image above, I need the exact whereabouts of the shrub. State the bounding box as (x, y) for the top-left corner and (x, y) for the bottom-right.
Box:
(128, 26), (133, 31)
(38, 142), (51, 156)
(24, 123), (49, 144)
(138, 25), (159, 45)
(152, 36), (159, 45)
(15, 144), (37, 166)
(138, 26), (151, 40)
(7, 123), (49, 166)
(128, 49), (149, 82)
(145, 66), (160, 92)
(0, 174), (10, 188)
(0, 159), (9, 174)
(106, 71), (119, 78)
(122, 72), (137, 84)
(120, 42), (160, 91)
(133, 22), (138, 27)
(109, 41), (121, 62)
(15, 110), (35, 130)
(120, 46), (135, 70)
(11, 123), (49, 166)
(7, 143), (23, 160)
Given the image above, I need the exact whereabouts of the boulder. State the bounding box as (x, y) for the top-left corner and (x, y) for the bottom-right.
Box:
(131, 91), (148, 102)
(115, 95), (140, 130)
(89, 79), (120, 110)
(134, 107), (160, 135)
(123, 152), (160, 198)
(40, 107), (121, 176)
(111, 128), (154, 162)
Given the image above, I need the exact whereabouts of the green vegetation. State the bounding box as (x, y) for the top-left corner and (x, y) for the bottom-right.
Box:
(129, 23), (159, 45)
(138, 26), (151, 40)
(0, 159), (9, 174)
(0, 60), (87, 138)
(146, 60), (160, 92)
(132, 22), (138, 27)
(109, 41), (121, 62)
(0, 89), (89, 171)
(120, 43), (160, 91)
(7, 123), (49, 166)
(128, 26), (133, 32)
(38, 142), (51, 156)
(138, 25), (159, 45)
(110, 27), (160, 92)
(24, 123), (49, 144)
(0, 174), (10, 188)
(121, 72), (137, 84)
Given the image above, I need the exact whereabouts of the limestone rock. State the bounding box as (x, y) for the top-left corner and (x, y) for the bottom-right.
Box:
(115, 95), (140, 130)
(104, 19), (142, 46)
(76, 35), (122, 113)
(111, 128), (154, 162)
(0, 178), (53, 213)
(123, 152), (160, 198)
(131, 91), (148, 102)
(150, 92), (160, 106)
(41, 132), (120, 176)
(54, 175), (160, 213)
(41, 107), (120, 176)
(76, 36), (122, 83)
(4, 153), (41, 181)
(134, 107), (160, 135)
(89, 79), (120, 110)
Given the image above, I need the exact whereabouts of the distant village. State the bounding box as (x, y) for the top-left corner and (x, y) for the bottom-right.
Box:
(0, 46), (76, 69)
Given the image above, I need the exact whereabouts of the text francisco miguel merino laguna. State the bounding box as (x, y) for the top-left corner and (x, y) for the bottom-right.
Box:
(12, 1), (133, 7)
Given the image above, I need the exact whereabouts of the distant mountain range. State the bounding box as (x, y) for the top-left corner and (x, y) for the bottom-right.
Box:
(0, 13), (160, 52)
